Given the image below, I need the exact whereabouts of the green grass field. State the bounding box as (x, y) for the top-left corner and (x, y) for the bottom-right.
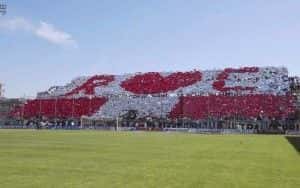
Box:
(0, 130), (299, 188)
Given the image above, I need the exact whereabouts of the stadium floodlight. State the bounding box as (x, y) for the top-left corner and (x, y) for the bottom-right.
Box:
(0, 1), (7, 15)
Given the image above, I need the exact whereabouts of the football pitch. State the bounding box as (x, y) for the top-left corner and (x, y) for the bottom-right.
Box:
(0, 130), (299, 188)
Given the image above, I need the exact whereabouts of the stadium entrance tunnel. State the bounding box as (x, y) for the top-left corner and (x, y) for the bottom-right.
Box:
(285, 136), (300, 153)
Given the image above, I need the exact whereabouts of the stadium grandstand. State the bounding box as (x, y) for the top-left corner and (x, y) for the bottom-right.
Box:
(7, 66), (300, 132)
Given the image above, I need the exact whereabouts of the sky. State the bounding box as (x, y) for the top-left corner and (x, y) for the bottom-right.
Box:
(0, 0), (300, 98)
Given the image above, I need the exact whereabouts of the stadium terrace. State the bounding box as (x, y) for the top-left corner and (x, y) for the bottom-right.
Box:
(7, 66), (300, 133)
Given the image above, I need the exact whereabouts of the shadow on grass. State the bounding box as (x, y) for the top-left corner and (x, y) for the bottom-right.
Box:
(285, 136), (300, 153)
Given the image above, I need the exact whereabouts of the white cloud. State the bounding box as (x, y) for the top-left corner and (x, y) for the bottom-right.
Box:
(35, 22), (77, 48)
(0, 17), (77, 48)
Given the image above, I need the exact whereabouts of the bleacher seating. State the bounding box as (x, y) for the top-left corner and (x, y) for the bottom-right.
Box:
(11, 67), (296, 119)
(120, 71), (202, 94)
(12, 97), (107, 118)
(169, 94), (295, 119)
(65, 75), (114, 96)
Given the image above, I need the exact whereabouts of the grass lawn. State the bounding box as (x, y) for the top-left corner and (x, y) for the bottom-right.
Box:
(0, 130), (299, 188)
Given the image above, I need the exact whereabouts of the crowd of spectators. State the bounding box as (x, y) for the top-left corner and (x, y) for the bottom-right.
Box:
(10, 67), (296, 129)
